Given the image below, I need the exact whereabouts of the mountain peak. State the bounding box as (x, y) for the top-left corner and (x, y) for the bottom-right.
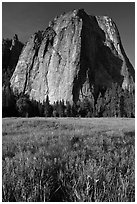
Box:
(10, 9), (134, 103)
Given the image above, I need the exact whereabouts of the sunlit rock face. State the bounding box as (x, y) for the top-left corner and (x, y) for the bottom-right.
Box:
(10, 9), (135, 104)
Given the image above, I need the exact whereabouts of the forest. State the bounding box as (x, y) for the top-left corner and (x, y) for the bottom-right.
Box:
(2, 82), (135, 118)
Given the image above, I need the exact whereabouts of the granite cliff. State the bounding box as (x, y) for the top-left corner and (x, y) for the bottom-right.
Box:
(10, 9), (135, 104)
(3, 34), (24, 85)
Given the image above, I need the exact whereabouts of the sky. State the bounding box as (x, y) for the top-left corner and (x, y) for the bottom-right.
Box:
(2, 2), (135, 67)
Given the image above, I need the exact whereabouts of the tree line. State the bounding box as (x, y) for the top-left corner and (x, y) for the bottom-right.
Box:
(2, 83), (135, 118)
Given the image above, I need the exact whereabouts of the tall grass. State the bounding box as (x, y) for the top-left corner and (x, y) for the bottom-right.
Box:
(2, 119), (135, 202)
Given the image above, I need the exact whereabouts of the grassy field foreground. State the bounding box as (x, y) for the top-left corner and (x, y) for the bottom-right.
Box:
(2, 117), (135, 202)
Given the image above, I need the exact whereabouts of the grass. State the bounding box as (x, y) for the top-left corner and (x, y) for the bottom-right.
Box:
(2, 117), (135, 201)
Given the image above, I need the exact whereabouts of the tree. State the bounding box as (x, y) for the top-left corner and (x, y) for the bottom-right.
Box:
(103, 83), (120, 117)
(110, 83), (118, 117)
(65, 101), (72, 117)
(123, 89), (135, 118)
(16, 95), (31, 117)
(119, 93), (125, 117)
(30, 99), (40, 116)
(77, 98), (92, 117)
(44, 95), (53, 117)
(96, 93), (105, 117)
(2, 83), (17, 117)
(131, 89), (135, 118)
(58, 100), (65, 117)
(37, 102), (44, 116)
(52, 101), (59, 117)
(71, 103), (78, 117)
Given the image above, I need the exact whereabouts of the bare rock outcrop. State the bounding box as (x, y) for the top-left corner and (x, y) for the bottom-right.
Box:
(10, 9), (135, 104)
(2, 34), (24, 85)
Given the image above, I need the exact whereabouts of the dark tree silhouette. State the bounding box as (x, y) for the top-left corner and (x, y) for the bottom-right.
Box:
(16, 95), (31, 117)
(65, 101), (72, 117)
(44, 95), (53, 117)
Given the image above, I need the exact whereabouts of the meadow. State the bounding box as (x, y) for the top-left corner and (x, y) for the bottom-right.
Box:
(2, 117), (135, 202)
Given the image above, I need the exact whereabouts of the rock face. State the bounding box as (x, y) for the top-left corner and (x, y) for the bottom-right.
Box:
(10, 9), (135, 104)
(2, 34), (24, 85)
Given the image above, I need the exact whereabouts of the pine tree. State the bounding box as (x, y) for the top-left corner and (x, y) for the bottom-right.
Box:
(77, 97), (94, 117)
(116, 85), (122, 117)
(37, 102), (44, 116)
(71, 103), (77, 117)
(44, 95), (53, 117)
(131, 89), (135, 118)
(31, 99), (40, 116)
(96, 93), (104, 117)
(2, 83), (17, 117)
(110, 83), (117, 117)
(123, 89), (135, 118)
(65, 101), (72, 117)
(52, 101), (59, 117)
(78, 99), (87, 117)
(90, 93), (95, 117)
(58, 100), (65, 117)
(16, 95), (30, 117)
(119, 90), (125, 117)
